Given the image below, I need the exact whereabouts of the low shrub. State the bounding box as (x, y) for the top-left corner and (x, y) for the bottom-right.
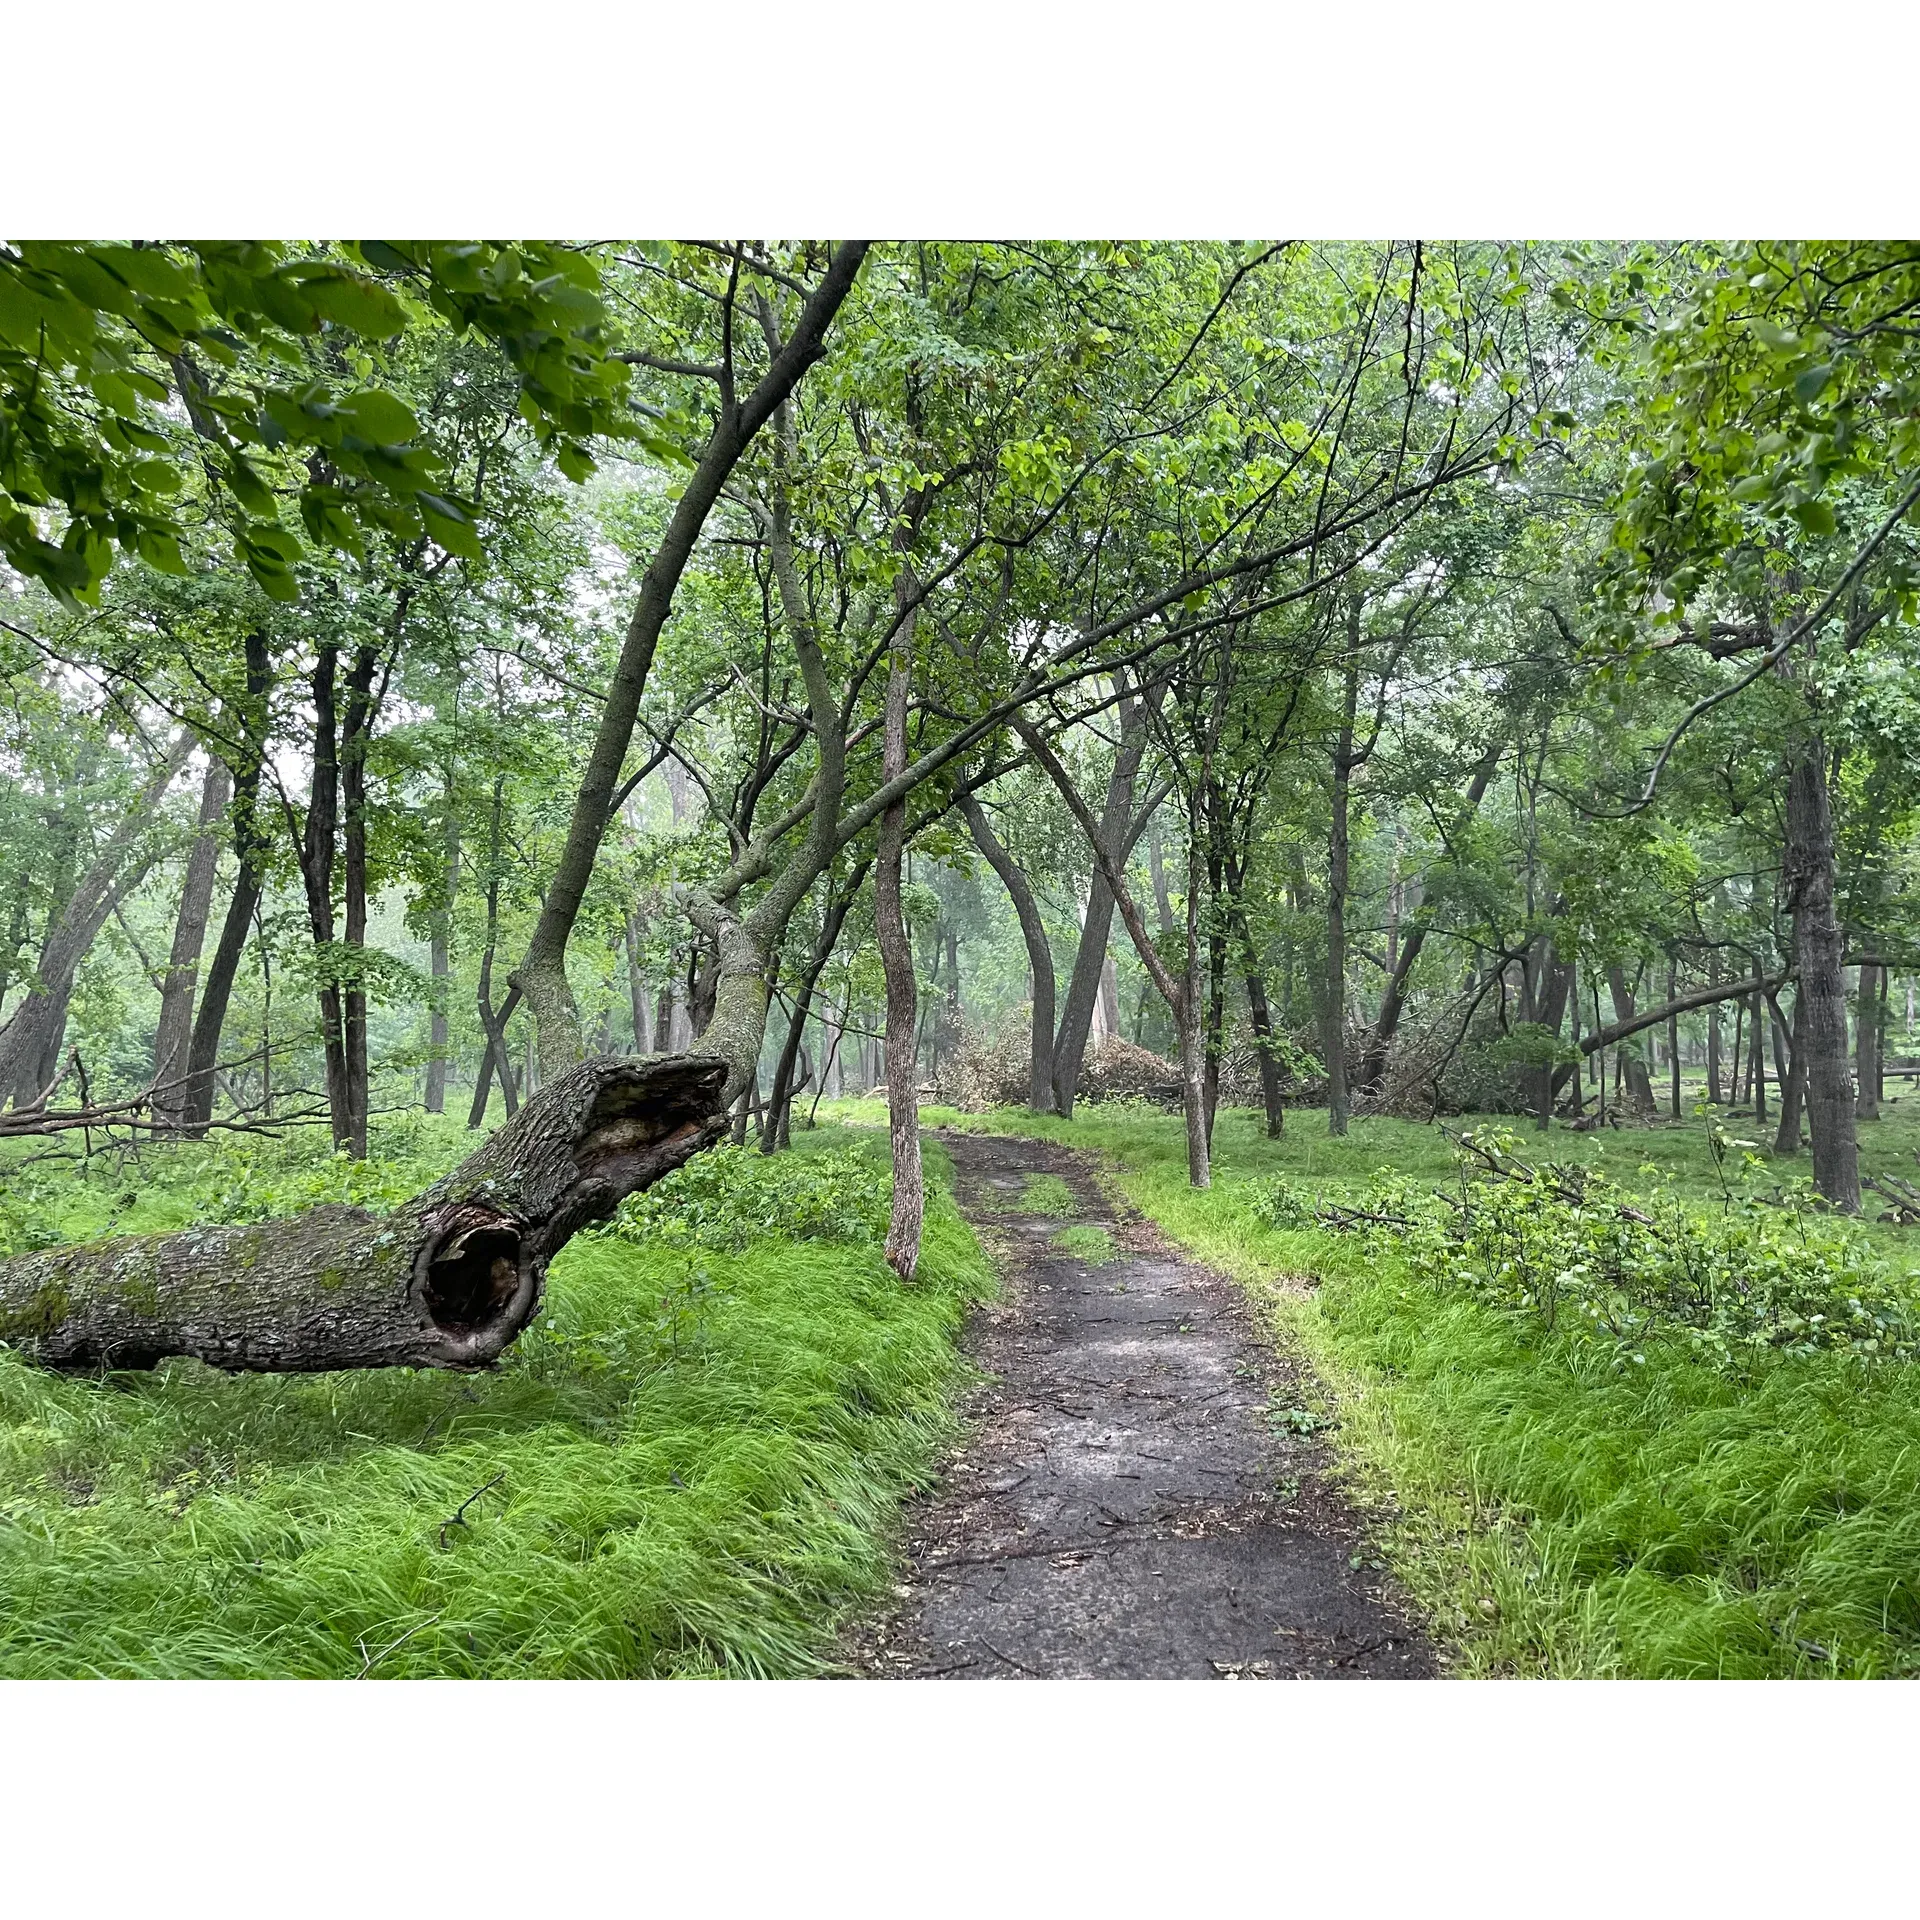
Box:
(602, 1141), (892, 1254)
(1251, 1124), (1920, 1371)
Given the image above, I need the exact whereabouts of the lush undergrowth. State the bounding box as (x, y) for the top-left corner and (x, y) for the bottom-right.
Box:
(843, 1093), (1920, 1677)
(0, 1119), (990, 1678)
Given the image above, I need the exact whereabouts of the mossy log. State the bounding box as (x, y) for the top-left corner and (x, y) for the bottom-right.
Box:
(0, 1054), (727, 1374)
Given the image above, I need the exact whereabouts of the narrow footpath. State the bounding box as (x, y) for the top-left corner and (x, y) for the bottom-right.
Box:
(852, 1130), (1433, 1680)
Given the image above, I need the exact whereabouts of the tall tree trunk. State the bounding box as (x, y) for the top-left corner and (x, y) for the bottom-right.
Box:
(1856, 963), (1881, 1121)
(294, 644), (354, 1150)
(1784, 739), (1860, 1210)
(960, 792), (1056, 1110)
(1774, 987), (1807, 1155)
(1751, 989), (1768, 1125)
(425, 778), (460, 1114)
(1325, 655), (1359, 1136)
(150, 758), (232, 1121)
(624, 912), (649, 1054)
(340, 643), (378, 1159)
(1876, 966), (1890, 1108)
(0, 734), (191, 1109)
(184, 631), (272, 1136)
(1016, 717), (1209, 1187)
(876, 628), (922, 1281)
(512, 245), (869, 1076)
(1224, 858), (1284, 1137)
(763, 863), (866, 1152)
(1668, 959), (1682, 1120)
(1605, 966), (1657, 1121)
(468, 778), (519, 1128)
(1707, 951), (1724, 1104)
(1051, 684), (1149, 1116)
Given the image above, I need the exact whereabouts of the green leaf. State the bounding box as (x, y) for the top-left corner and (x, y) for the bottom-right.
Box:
(1794, 363), (1834, 406)
(335, 389), (420, 447)
(417, 494), (482, 562)
(1791, 498), (1836, 537)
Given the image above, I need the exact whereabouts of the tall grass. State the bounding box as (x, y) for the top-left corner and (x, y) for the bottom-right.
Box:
(0, 1126), (991, 1678)
(876, 1096), (1920, 1677)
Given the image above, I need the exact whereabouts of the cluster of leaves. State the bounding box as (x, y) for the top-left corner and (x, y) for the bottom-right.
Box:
(1249, 1127), (1920, 1371)
(599, 1143), (892, 1255)
(0, 240), (636, 602)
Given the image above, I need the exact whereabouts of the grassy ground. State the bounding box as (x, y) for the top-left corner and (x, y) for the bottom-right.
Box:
(0, 1118), (992, 1678)
(824, 1092), (1920, 1678)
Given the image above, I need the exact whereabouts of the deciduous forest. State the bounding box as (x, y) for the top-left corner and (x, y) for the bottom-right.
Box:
(5, 238), (1920, 1679)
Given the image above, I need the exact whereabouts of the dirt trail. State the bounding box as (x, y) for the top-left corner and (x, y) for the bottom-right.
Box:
(852, 1130), (1433, 1680)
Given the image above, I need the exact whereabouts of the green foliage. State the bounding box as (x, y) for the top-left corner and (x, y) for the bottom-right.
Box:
(919, 1100), (1920, 1677)
(1012, 1172), (1078, 1216)
(602, 1140), (893, 1254)
(0, 1126), (992, 1677)
(1250, 1126), (1920, 1371)
(0, 240), (637, 602)
(1053, 1224), (1117, 1264)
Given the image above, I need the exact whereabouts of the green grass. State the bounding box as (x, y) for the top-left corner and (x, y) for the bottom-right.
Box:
(858, 1095), (1920, 1678)
(0, 1124), (992, 1677)
(1053, 1224), (1117, 1264)
(1012, 1171), (1077, 1216)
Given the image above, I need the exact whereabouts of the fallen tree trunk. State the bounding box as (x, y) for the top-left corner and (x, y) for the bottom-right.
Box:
(0, 1053), (727, 1374)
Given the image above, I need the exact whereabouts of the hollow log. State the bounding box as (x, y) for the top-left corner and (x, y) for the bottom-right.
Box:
(0, 1054), (727, 1374)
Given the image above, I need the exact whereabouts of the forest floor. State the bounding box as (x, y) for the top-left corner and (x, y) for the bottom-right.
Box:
(847, 1130), (1430, 1679)
(828, 1093), (1920, 1678)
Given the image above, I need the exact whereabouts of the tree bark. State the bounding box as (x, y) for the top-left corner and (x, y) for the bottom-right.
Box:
(0, 1054), (726, 1374)
(340, 642), (379, 1158)
(294, 643), (355, 1151)
(184, 631), (273, 1136)
(0, 733), (192, 1109)
(960, 791), (1056, 1110)
(1325, 653), (1360, 1136)
(876, 630), (922, 1281)
(1784, 738), (1860, 1211)
(762, 862), (866, 1152)
(1668, 959), (1682, 1120)
(1605, 965), (1658, 1121)
(1774, 987), (1807, 1155)
(511, 243), (869, 1077)
(1223, 855), (1284, 1138)
(1707, 952), (1723, 1104)
(1015, 716), (1210, 1187)
(1856, 963), (1881, 1122)
(150, 758), (232, 1122)
(1050, 682), (1149, 1116)
(623, 912), (650, 1055)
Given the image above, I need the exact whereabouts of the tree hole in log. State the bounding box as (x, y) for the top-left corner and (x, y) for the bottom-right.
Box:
(419, 1216), (529, 1341)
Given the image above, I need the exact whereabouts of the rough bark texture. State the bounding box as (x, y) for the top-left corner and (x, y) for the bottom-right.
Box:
(1784, 739), (1861, 1211)
(0, 1055), (727, 1374)
(960, 792), (1056, 1110)
(150, 760), (231, 1122)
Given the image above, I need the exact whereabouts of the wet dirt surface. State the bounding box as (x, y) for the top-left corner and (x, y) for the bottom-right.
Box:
(848, 1130), (1435, 1680)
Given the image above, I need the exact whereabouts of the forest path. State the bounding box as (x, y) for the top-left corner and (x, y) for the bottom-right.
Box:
(850, 1130), (1434, 1679)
